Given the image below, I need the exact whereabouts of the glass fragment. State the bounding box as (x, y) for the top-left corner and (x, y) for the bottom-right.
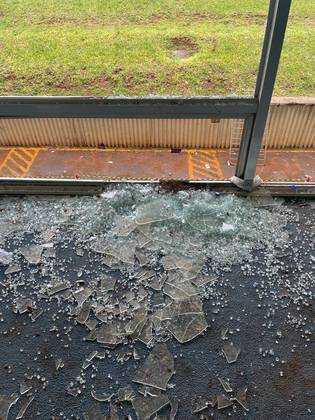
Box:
(73, 287), (93, 306)
(16, 395), (34, 419)
(19, 382), (32, 395)
(132, 395), (170, 420)
(223, 343), (241, 364)
(0, 393), (19, 420)
(91, 390), (114, 402)
(0, 248), (13, 265)
(133, 343), (174, 390)
(20, 245), (44, 264)
(4, 264), (21, 275)
(232, 388), (249, 411)
(217, 394), (233, 410)
(218, 378), (232, 393)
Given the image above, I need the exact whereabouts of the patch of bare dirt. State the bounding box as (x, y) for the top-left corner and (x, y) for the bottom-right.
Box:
(46, 74), (113, 91)
(171, 36), (198, 51)
(202, 71), (231, 92)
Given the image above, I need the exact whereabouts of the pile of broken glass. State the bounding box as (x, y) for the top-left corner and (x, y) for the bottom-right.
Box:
(0, 186), (292, 418)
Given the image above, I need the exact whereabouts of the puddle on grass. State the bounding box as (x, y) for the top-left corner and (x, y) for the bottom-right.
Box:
(0, 185), (313, 418)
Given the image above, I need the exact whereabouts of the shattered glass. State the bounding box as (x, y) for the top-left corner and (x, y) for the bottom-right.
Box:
(91, 390), (113, 402)
(217, 394), (233, 410)
(13, 297), (33, 314)
(158, 297), (208, 343)
(133, 344), (174, 390)
(0, 393), (19, 420)
(132, 394), (170, 420)
(0, 248), (13, 265)
(19, 381), (32, 395)
(84, 401), (106, 420)
(218, 378), (232, 393)
(191, 397), (209, 414)
(99, 275), (117, 292)
(20, 245), (44, 264)
(0, 186), (302, 419)
(223, 343), (241, 364)
(16, 395), (34, 419)
(4, 263), (21, 275)
(232, 388), (249, 411)
(116, 385), (136, 402)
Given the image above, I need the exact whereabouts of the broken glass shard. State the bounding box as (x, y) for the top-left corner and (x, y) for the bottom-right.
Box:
(138, 386), (162, 397)
(104, 240), (136, 264)
(99, 275), (116, 292)
(31, 307), (43, 322)
(67, 387), (80, 397)
(84, 329), (97, 342)
(138, 319), (154, 346)
(91, 390), (113, 402)
(0, 248), (13, 265)
(19, 382), (32, 395)
(55, 358), (64, 371)
(159, 297), (207, 343)
(116, 385), (136, 402)
(84, 401), (106, 420)
(132, 395), (170, 420)
(102, 255), (120, 269)
(43, 247), (56, 258)
(85, 319), (98, 331)
(161, 255), (204, 281)
(135, 249), (150, 266)
(191, 397), (209, 414)
(192, 275), (218, 288)
(16, 395), (34, 419)
(163, 275), (198, 300)
(218, 378), (232, 393)
(82, 353), (95, 369)
(46, 283), (70, 296)
(77, 302), (91, 324)
(148, 274), (166, 291)
(4, 264), (21, 275)
(125, 308), (147, 336)
(73, 287), (93, 306)
(0, 393), (19, 420)
(135, 199), (176, 225)
(86, 350), (98, 362)
(96, 321), (125, 346)
(221, 327), (229, 340)
(223, 343), (241, 364)
(217, 394), (233, 410)
(109, 403), (119, 420)
(232, 388), (249, 411)
(20, 245), (44, 264)
(209, 395), (217, 408)
(14, 297), (33, 314)
(114, 215), (136, 237)
(133, 343), (174, 390)
(169, 400), (178, 420)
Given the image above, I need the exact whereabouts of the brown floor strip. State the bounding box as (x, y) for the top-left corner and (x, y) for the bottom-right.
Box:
(0, 147), (314, 184)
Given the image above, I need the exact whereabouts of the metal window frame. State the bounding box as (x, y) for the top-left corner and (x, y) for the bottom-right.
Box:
(0, 0), (291, 189)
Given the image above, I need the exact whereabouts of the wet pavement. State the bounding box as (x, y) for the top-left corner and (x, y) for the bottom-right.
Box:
(0, 188), (314, 419)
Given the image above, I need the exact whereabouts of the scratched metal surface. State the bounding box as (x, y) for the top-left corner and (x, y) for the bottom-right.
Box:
(0, 201), (314, 420)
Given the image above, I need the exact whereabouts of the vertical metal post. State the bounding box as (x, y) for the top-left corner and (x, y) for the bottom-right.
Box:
(235, 0), (292, 189)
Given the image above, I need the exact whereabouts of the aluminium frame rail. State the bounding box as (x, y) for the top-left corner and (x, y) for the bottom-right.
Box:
(0, 0), (292, 190)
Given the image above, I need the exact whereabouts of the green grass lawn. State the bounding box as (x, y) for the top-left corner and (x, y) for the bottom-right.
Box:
(0, 0), (314, 96)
